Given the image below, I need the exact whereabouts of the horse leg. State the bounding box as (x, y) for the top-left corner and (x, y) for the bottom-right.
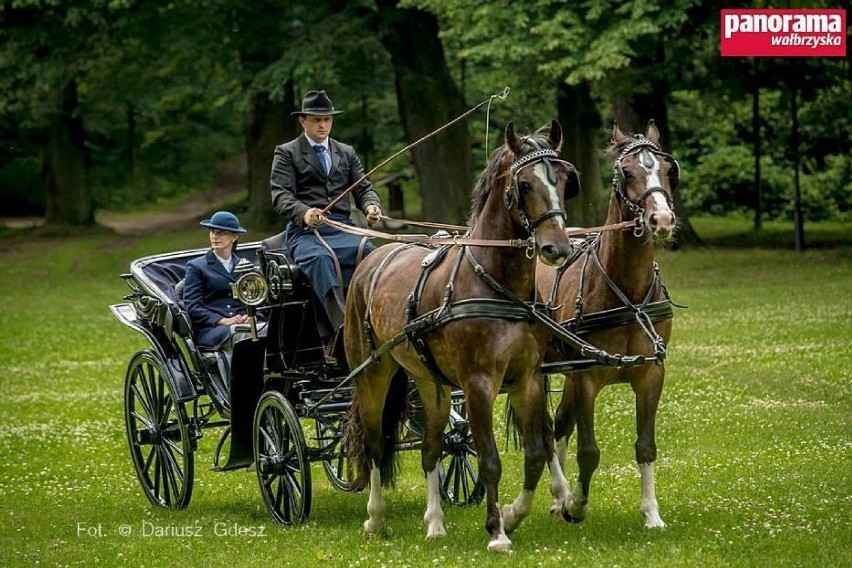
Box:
(549, 376), (577, 515)
(353, 359), (399, 535)
(413, 378), (452, 540)
(464, 377), (510, 553)
(561, 375), (599, 523)
(502, 372), (552, 533)
(633, 366), (666, 528)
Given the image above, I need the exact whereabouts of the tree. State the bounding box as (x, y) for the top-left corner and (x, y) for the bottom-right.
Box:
(0, 2), (112, 225)
(375, 0), (472, 223)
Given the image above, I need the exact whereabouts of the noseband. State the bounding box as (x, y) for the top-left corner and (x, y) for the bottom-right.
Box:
(504, 148), (570, 234)
(612, 137), (679, 236)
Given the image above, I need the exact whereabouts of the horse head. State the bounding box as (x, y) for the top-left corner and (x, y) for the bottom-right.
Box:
(610, 121), (679, 242)
(502, 120), (579, 266)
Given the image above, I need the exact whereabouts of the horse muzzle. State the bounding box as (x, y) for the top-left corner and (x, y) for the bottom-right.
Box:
(647, 209), (677, 242)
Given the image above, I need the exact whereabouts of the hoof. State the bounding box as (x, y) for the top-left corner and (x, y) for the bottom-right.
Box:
(643, 516), (666, 529)
(425, 525), (447, 540)
(363, 519), (384, 535)
(561, 506), (585, 524)
(487, 536), (513, 554)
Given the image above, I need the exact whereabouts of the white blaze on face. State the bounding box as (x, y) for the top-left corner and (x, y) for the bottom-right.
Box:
(638, 150), (672, 213)
(532, 162), (564, 229)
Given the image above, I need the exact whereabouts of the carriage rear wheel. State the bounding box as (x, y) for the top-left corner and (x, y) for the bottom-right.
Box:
(253, 391), (311, 525)
(124, 349), (195, 509)
(316, 413), (356, 492)
(439, 411), (484, 506)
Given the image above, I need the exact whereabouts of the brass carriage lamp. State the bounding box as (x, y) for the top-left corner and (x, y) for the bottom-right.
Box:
(231, 258), (268, 341)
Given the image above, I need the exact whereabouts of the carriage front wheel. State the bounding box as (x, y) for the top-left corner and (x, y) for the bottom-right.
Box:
(124, 349), (195, 509)
(253, 391), (311, 525)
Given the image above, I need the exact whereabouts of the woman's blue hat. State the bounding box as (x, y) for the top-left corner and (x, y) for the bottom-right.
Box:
(200, 211), (246, 233)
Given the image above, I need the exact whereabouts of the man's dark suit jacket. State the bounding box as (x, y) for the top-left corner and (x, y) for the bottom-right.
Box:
(270, 134), (380, 227)
(184, 250), (247, 347)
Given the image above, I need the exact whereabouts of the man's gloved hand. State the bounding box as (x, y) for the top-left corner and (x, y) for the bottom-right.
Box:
(303, 208), (325, 228)
(365, 204), (382, 227)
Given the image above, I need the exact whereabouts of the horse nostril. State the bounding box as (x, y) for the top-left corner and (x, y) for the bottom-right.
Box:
(539, 244), (567, 265)
(540, 244), (557, 260)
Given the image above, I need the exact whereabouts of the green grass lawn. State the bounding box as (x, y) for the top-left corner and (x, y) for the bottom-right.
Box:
(0, 218), (849, 567)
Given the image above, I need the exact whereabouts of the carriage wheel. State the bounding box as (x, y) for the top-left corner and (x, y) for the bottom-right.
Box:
(439, 412), (484, 506)
(124, 349), (195, 509)
(316, 414), (357, 492)
(253, 391), (311, 525)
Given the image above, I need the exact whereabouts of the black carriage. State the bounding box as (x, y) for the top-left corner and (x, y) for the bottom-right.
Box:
(110, 234), (482, 524)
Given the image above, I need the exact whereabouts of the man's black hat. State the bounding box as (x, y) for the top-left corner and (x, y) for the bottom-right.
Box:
(292, 90), (344, 116)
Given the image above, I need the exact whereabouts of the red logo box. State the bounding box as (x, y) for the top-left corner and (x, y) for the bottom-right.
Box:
(721, 9), (846, 57)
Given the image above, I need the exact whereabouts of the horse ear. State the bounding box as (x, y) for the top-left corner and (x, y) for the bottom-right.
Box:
(646, 120), (661, 144)
(548, 119), (563, 152)
(506, 122), (523, 155)
(611, 121), (627, 144)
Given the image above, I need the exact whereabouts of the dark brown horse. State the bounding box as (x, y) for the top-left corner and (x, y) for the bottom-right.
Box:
(344, 121), (579, 552)
(537, 121), (678, 528)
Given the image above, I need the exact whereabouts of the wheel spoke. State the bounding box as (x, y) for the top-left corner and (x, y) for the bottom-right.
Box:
(263, 408), (282, 453)
(130, 410), (154, 432)
(161, 447), (182, 500)
(159, 447), (172, 506)
(142, 444), (157, 477)
(160, 394), (175, 429)
(153, 449), (163, 502)
(137, 365), (157, 420)
(275, 477), (289, 522)
(130, 383), (155, 420)
(283, 472), (302, 518)
(162, 435), (185, 458)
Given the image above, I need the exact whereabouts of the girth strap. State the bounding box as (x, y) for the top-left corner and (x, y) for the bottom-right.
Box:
(561, 300), (673, 336)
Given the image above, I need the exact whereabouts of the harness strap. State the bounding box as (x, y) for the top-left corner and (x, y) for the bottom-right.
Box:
(406, 245), (458, 388)
(463, 247), (651, 369)
(364, 244), (420, 350)
(561, 300), (673, 335)
(312, 228), (345, 291)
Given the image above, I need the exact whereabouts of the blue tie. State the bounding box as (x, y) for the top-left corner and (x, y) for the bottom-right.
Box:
(313, 145), (330, 175)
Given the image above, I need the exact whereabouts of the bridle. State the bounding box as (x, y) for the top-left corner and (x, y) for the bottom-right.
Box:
(504, 145), (572, 253)
(612, 136), (679, 237)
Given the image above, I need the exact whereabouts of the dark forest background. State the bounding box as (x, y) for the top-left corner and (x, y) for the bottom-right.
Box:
(1, 0), (848, 249)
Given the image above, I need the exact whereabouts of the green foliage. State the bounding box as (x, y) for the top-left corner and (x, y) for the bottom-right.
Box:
(0, 0), (847, 226)
(1, 224), (850, 565)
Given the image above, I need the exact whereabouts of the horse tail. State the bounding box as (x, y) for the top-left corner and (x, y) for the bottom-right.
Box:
(344, 368), (410, 490)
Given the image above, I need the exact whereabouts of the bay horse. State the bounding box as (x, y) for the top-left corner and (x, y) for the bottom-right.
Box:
(344, 120), (579, 552)
(537, 121), (679, 528)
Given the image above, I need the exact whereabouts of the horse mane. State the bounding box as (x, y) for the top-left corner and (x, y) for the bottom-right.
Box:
(467, 126), (554, 226)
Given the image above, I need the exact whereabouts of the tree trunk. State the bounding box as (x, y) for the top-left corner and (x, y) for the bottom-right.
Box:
(790, 83), (805, 252)
(752, 59), (762, 231)
(375, 0), (472, 223)
(43, 77), (92, 226)
(557, 81), (604, 226)
(611, 59), (703, 249)
(244, 83), (295, 232)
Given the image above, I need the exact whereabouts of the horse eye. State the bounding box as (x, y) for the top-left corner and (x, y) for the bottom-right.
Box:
(518, 181), (531, 192)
